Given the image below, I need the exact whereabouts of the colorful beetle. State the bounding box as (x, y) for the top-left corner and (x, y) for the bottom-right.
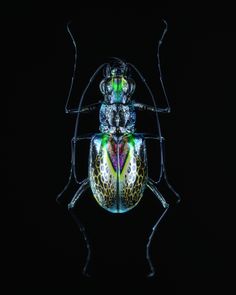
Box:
(57, 20), (180, 277)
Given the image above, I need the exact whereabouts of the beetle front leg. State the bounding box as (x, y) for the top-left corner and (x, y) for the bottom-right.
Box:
(134, 102), (170, 113)
(68, 178), (91, 277)
(146, 178), (169, 277)
(65, 101), (102, 114)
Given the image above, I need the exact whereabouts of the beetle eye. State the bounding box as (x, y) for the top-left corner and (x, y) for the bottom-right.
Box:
(128, 79), (136, 95)
(99, 80), (106, 94)
(122, 78), (129, 93)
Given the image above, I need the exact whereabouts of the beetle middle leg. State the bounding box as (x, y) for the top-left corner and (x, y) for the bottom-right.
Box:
(67, 178), (91, 277)
(144, 134), (181, 204)
(56, 134), (92, 204)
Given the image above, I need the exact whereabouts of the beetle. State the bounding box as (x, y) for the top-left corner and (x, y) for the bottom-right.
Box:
(57, 20), (180, 277)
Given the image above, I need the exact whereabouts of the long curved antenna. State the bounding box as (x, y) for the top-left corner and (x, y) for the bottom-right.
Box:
(157, 19), (171, 113)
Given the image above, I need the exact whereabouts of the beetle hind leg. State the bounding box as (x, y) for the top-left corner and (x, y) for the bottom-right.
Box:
(146, 178), (169, 277)
(68, 178), (91, 277)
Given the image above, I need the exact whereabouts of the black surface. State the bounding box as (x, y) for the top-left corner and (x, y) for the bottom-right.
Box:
(9, 4), (235, 293)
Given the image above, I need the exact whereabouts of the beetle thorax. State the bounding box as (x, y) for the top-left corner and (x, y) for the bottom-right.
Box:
(99, 103), (136, 134)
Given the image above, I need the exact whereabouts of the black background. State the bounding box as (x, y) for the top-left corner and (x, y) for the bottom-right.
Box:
(10, 4), (235, 294)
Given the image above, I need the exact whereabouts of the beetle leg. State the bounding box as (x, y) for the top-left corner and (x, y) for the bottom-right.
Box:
(134, 102), (170, 113)
(68, 178), (89, 209)
(142, 133), (164, 140)
(64, 23), (107, 115)
(65, 101), (102, 114)
(160, 138), (181, 203)
(147, 178), (169, 209)
(128, 20), (171, 117)
(68, 178), (91, 277)
(56, 135), (92, 204)
(146, 178), (169, 277)
(143, 134), (165, 186)
(144, 136), (181, 204)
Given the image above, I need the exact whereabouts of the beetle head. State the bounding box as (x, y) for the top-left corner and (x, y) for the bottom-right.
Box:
(99, 58), (136, 104)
